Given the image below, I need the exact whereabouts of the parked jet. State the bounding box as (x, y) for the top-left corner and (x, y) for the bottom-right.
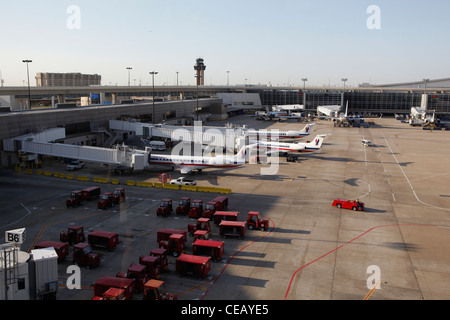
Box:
(246, 123), (315, 139)
(253, 134), (330, 154)
(148, 144), (252, 174)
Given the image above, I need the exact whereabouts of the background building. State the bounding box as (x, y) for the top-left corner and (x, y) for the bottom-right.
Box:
(35, 73), (101, 87)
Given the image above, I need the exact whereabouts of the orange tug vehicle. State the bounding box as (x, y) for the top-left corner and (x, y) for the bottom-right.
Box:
(112, 187), (126, 204)
(60, 225), (85, 245)
(176, 197), (191, 215)
(188, 218), (211, 239)
(116, 263), (149, 293)
(332, 198), (365, 211)
(97, 192), (114, 210)
(188, 199), (203, 218)
(247, 211), (269, 231)
(157, 199), (173, 217)
(143, 279), (178, 300)
(72, 243), (100, 269)
(66, 190), (83, 208)
(138, 255), (161, 279)
(150, 248), (169, 272)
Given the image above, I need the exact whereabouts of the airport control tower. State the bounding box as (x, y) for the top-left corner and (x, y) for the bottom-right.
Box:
(194, 58), (206, 86)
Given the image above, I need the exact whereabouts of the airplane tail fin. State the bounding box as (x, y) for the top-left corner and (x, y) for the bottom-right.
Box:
(305, 134), (331, 150)
(235, 143), (257, 163)
(301, 123), (316, 134)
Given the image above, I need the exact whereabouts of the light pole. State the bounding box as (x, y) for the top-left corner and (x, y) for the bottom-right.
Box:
(301, 78), (308, 107)
(126, 67), (132, 86)
(149, 71), (158, 124)
(341, 78), (348, 109)
(176, 72), (179, 86)
(227, 71), (230, 86)
(22, 59), (32, 108)
(195, 74), (200, 121)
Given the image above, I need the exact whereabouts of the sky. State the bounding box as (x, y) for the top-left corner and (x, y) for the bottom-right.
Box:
(1, 0), (450, 87)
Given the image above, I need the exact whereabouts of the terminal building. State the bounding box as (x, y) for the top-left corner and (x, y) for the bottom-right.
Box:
(35, 73), (102, 87)
(1, 77), (450, 167)
(2, 77), (450, 115)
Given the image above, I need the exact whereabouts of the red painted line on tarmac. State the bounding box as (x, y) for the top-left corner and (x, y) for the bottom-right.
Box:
(284, 223), (438, 300)
(201, 218), (275, 300)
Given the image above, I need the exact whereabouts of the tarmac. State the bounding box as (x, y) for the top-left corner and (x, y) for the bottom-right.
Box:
(1, 115), (450, 301)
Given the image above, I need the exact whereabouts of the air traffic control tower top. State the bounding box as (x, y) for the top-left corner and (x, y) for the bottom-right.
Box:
(194, 58), (206, 86)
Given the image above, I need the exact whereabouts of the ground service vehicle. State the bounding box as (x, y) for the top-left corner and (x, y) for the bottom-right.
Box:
(188, 218), (211, 238)
(192, 239), (225, 262)
(213, 211), (239, 226)
(143, 279), (178, 300)
(219, 221), (246, 239)
(149, 140), (167, 151)
(193, 230), (209, 241)
(112, 187), (126, 204)
(176, 197), (191, 215)
(34, 241), (69, 263)
(202, 201), (218, 218)
(159, 234), (186, 257)
(188, 199), (203, 218)
(81, 186), (101, 201)
(139, 255), (161, 279)
(88, 230), (119, 251)
(176, 254), (211, 279)
(150, 248), (169, 272)
(60, 225), (85, 244)
(332, 198), (365, 211)
(247, 211), (269, 231)
(97, 192), (114, 210)
(72, 243), (100, 269)
(212, 196), (228, 211)
(93, 287), (126, 300)
(66, 160), (85, 171)
(157, 199), (173, 217)
(116, 263), (149, 292)
(156, 228), (187, 243)
(169, 177), (197, 186)
(93, 276), (135, 300)
(66, 190), (83, 208)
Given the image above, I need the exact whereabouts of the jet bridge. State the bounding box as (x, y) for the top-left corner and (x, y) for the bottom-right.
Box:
(3, 128), (151, 171)
(109, 120), (246, 150)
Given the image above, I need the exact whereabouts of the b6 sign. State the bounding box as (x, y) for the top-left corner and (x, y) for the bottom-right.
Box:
(5, 228), (26, 244)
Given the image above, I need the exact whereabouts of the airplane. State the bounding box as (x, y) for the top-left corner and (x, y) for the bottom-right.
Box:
(245, 123), (315, 139)
(148, 144), (252, 174)
(335, 101), (363, 123)
(422, 110), (450, 131)
(252, 134), (330, 154)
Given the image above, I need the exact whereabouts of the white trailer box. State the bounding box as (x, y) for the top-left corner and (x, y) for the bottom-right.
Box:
(29, 248), (58, 300)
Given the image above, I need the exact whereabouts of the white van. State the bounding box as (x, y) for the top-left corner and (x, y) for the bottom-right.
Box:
(149, 140), (166, 151)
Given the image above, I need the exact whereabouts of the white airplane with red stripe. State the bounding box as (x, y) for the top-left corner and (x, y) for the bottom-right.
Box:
(246, 123), (315, 139)
(253, 134), (330, 154)
(149, 144), (250, 174)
